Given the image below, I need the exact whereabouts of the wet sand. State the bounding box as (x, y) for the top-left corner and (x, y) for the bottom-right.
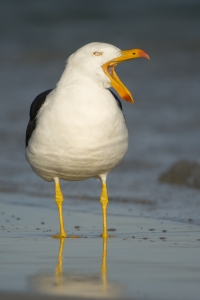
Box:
(1, 192), (200, 300)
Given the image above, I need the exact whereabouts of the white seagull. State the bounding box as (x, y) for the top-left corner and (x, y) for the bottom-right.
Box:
(26, 42), (149, 238)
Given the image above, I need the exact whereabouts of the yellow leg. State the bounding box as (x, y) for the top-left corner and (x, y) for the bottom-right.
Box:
(100, 182), (109, 238)
(53, 180), (67, 238)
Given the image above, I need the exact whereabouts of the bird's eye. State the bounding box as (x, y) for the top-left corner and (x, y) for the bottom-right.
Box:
(93, 51), (103, 56)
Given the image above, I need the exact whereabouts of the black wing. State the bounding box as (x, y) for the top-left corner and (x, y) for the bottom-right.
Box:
(25, 89), (53, 147)
(109, 90), (123, 111)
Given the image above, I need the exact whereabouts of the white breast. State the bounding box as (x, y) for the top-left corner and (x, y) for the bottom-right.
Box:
(26, 85), (128, 182)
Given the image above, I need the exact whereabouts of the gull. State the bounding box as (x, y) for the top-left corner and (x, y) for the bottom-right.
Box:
(26, 42), (149, 238)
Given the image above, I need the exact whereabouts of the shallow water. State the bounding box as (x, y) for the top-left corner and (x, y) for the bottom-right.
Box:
(0, 1), (200, 299)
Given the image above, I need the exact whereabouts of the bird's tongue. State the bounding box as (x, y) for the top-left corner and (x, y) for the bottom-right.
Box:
(103, 63), (134, 103)
(107, 65), (113, 76)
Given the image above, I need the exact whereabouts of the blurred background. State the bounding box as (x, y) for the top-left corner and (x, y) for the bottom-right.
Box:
(0, 0), (200, 223)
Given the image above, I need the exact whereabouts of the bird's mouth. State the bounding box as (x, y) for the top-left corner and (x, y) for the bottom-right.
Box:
(102, 49), (150, 103)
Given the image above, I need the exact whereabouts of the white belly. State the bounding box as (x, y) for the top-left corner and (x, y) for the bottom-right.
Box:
(26, 88), (128, 182)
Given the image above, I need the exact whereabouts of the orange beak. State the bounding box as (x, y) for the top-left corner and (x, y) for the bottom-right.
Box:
(102, 49), (150, 103)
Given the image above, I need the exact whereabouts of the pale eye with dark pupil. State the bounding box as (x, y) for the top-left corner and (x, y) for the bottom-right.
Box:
(93, 51), (103, 56)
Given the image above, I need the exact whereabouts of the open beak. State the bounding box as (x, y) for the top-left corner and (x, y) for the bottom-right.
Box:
(102, 49), (150, 103)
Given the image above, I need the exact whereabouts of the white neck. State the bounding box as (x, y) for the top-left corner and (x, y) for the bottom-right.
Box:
(56, 62), (111, 91)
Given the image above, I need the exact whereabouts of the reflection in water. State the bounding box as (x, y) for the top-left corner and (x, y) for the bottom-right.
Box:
(30, 238), (123, 298)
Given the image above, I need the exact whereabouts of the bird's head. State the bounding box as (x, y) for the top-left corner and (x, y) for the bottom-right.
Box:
(68, 42), (150, 103)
